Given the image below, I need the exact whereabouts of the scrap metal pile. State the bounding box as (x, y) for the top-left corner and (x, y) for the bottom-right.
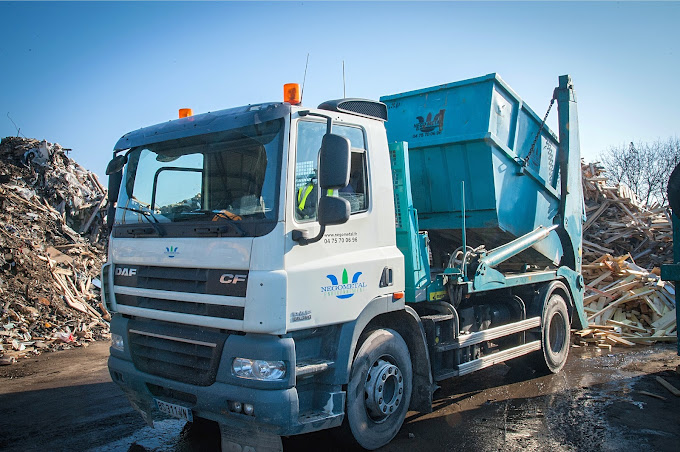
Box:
(578, 162), (676, 348)
(0, 137), (110, 366)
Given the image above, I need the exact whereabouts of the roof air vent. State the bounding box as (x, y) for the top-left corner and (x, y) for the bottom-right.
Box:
(317, 98), (388, 122)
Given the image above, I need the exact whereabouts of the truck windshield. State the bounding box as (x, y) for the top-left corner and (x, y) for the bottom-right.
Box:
(114, 119), (283, 237)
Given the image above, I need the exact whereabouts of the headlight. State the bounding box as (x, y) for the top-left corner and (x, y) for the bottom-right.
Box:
(232, 358), (286, 381)
(111, 333), (124, 352)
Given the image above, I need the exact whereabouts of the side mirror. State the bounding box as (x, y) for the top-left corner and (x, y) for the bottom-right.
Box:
(292, 133), (351, 246)
(292, 196), (350, 245)
(318, 196), (350, 226)
(106, 154), (127, 175)
(105, 154), (126, 231)
(106, 170), (123, 231)
(318, 134), (350, 189)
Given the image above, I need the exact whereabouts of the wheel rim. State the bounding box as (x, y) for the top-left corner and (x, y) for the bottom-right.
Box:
(548, 310), (566, 354)
(364, 357), (404, 422)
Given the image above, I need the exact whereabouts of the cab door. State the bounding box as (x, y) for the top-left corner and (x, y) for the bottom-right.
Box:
(284, 115), (399, 330)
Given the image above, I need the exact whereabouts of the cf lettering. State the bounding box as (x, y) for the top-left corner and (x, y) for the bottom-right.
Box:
(220, 274), (247, 284)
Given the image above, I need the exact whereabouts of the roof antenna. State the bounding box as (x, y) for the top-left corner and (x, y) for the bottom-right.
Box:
(342, 60), (346, 98)
(301, 53), (310, 103)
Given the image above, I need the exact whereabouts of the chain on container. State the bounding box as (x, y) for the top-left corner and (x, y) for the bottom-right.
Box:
(524, 95), (556, 167)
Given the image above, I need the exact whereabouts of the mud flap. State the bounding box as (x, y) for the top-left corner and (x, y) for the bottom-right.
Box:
(220, 424), (283, 452)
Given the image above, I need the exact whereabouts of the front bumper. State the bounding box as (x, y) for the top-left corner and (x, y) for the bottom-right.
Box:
(109, 355), (308, 434)
(107, 316), (344, 436)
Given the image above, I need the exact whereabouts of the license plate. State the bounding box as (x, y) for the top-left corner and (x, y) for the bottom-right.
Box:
(154, 398), (193, 422)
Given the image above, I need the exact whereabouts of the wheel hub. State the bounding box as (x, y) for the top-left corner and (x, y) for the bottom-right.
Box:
(548, 311), (566, 354)
(364, 358), (404, 421)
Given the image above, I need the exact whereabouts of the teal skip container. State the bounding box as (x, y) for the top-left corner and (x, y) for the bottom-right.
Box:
(381, 73), (563, 267)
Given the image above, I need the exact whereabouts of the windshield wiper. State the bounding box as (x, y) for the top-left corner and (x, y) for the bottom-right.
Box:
(118, 206), (166, 236)
(182, 210), (247, 237)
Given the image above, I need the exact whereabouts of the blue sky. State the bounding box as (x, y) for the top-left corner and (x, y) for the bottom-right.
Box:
(1, 1), (678, 180)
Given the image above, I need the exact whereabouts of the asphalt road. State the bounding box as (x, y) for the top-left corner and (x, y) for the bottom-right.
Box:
(1, 341), (679, 452)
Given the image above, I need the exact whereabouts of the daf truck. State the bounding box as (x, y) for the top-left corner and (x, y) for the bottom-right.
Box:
(103, 73), (586, 451)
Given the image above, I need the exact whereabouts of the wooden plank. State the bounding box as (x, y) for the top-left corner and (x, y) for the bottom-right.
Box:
(655, 376), (680, 397)
(79, 197), (106, 234)
(600, 275), (637, 292)
(606, 319), (648, 333)
(587, 292), (634, 321)
(584, 200), (610, 232)
(587, 324), (617, 330)
(623, 335), (677, 343)
(604, 231), (634, 245)
(644, 296), (665, 316)
(586, 270), (613, 289)
(619, 337), (654, 345)
(652, 309), (677, 330)
(583, 280), (639, 305)
(606, 335), (636, 346)
(52, 274), (88, 314)
(601, 307), (616, 323)
(89, 172), (107, 194)
(638, 390), (666, 401)
(583, 239), (615, 254)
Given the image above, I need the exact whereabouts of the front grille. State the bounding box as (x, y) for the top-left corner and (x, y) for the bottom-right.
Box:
(114, 265), (248, 297)
(128, 319), (226, 386)
(116, 293), (244, 320)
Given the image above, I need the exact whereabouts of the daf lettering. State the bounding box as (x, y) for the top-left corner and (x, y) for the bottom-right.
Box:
(115, 268), (137, 277)
(220, 274), (247, 284)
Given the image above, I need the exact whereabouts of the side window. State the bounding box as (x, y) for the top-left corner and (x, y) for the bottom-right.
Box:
(339, 151), (368, 213)
(295, 121), (368, 222)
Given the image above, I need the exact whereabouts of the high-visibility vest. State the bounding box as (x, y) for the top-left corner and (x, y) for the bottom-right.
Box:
(297, 184), (314, 210)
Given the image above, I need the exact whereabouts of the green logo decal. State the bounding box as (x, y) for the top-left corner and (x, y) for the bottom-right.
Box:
(323, 268), (366, 299)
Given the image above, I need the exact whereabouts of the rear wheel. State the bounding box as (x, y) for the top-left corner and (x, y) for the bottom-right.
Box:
(537, 292), (570, 374)
(344, 328), (412, 450)
(507, 288), (571, 374)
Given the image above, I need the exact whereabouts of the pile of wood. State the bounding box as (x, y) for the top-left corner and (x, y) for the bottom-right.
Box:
(582, 161), (673, 270)
(0, 137), (109, 366)
(576, 254), (676, 349)
(577, 162), (676, 348)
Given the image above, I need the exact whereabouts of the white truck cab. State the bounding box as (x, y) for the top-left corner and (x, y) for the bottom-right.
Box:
(104, 94), (415, 451)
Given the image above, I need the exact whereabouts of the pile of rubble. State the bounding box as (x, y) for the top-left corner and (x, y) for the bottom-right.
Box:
(578, 161), (676, 347)
(0, 137), (110, 366)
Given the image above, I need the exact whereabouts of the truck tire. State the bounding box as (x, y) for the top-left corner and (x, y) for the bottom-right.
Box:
(344, 328), (412, 450)
(537, 292), (570, 374)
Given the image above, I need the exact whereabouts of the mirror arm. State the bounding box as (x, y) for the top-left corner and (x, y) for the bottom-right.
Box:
(292, 226), (326, 246)
(298, 110), (333, 134)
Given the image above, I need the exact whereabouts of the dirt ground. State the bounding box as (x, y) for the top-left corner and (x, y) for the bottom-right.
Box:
(0, 341), (679, 452)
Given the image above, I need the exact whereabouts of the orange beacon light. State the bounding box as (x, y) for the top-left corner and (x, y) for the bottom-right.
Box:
(283, 83), (301, 105)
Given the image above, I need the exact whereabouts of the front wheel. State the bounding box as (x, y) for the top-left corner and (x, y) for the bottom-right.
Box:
(344, 328), (412, 450)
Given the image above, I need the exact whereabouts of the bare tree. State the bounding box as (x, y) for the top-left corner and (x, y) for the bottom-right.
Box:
(599, 137), (680, 206)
